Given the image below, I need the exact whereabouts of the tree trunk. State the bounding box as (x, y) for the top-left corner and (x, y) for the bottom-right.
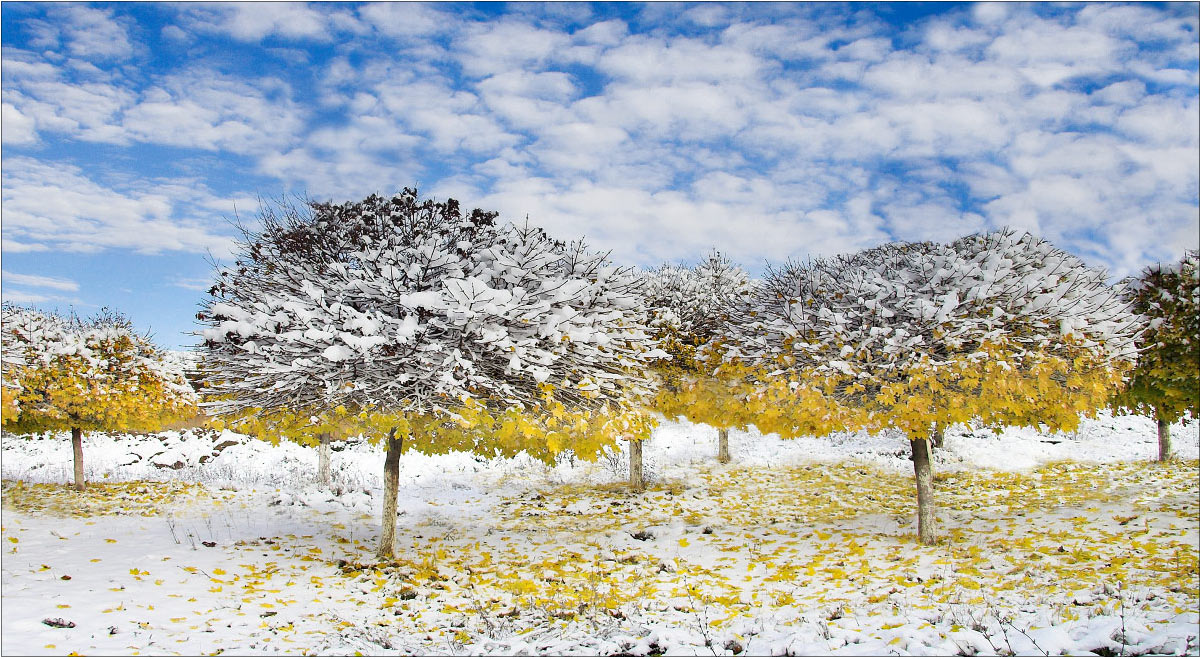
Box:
(931, 424), (945, 450)
(717, 428), (731, 464)
(911, 436), (936, 545)
(317, 432), (332, 486)
(628, 437), (644, 490)
(377, 428), (402, 560)
(71, 427), (85, 492)
(1157, 416), (1172, 462)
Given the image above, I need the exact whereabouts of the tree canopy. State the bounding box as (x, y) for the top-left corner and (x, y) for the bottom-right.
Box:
(2, 305), (196, 435)
(1112, 250), (1199, 460)
(644, 251), (760, 436)
(197, 189), (663, 460)
(730, 229), (1141, 438)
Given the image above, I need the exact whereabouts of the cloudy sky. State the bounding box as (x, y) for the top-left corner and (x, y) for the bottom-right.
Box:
(2, 2), (1198, 349)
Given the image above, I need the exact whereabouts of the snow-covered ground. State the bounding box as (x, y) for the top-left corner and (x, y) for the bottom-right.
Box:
(2, 413), (1198, 655)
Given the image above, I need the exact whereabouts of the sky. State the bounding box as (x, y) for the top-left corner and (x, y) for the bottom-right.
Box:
(1, 2), (1198, 350)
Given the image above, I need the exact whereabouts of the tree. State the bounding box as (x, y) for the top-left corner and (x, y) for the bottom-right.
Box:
(645, 251), (754, 464)
(2, 305), (197, 491)
(211, 405), (353, 486)
(729, 230), (1140, 544)
(1112, 251), (1200, 461)
(198, 190), (660, 558)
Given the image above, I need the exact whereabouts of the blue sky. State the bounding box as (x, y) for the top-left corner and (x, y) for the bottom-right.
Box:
(2, 2), (1198, 349)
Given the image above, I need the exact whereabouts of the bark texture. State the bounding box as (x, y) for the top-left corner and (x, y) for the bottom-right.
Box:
(317, 432), (332, 485)
(1158, 416), (1173, 462)
(628, 438), (645, 490)
(71, 427), (85, 492)
(377, 429), (402, 559)
(717, 428), (731, 463)
(911, 436), (937, 545)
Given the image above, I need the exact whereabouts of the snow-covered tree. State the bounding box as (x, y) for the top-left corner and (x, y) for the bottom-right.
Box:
(2, 305), (197, 491)
(1112, 250), (1199, 461)
(198, 190), (660, 557)
(729, 229), (1141, 544)
(645, 251), (755, 463)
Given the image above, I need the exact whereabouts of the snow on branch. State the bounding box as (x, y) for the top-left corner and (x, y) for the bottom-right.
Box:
(729, 229), (1142, 381)
(197, 190), (660, 420)
(2, 304), (196, 431)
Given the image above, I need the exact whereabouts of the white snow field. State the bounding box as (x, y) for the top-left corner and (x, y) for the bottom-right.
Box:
(2, 414), (1198, 656)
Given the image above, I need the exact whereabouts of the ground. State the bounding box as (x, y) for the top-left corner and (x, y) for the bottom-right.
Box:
(1, 414), (1198, 656)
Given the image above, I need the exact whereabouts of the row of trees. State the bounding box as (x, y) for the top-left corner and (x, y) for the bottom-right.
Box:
(2, 189), (1197, 550)
(640, 233), (1196, 543)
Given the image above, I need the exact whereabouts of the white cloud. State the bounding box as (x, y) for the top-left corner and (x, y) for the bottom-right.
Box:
(0, 290), (88, 307)
(683, 4), (729, 28)
(120, 71), (305, 154)
(358, 3), (448, 38)
(2, 50), (305, 156)
(402, 4), (1194, 278)
(176, 3), (354, 42)
(597, 35), (767, 84)
(22, 6), (136, 62)
(4, 3), (1195, 283)
(2, 54), (136, 142)
(455, 21), (572, 77)
(1, 271), (80, 292)
(170, 277), (213, 292)
(160, 24), (191, 44)
(58, 5), (137, 61)
(2, 157), (239, 258)
(1, 103), (38, 144)
(573, 19), (628, 46)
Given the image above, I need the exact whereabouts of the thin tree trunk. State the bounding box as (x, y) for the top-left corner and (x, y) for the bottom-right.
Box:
(931, 423), (945, 450)
(717, 427), (731, 464)
(317, 432), (332, 486)
(628, 437), (644, 490)
(1158, 416), (1172, 462)
(377, 428), (402, 560)
(911, 436), (936, 545)
(71, 427), (85, 492)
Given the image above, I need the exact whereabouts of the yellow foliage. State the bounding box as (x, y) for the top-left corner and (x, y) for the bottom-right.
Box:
(212, 389), (656, 466)
(3, 328), (196, 436)
(869, 339), (1127, 439)
(655, 357), (865, 441)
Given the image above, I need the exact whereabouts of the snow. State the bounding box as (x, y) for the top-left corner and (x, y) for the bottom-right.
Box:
(737, 230), (1142, 377)
(321, 345), (353, 362)
(198, 203), (659, 419)
(2, 412), (1198, 656)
